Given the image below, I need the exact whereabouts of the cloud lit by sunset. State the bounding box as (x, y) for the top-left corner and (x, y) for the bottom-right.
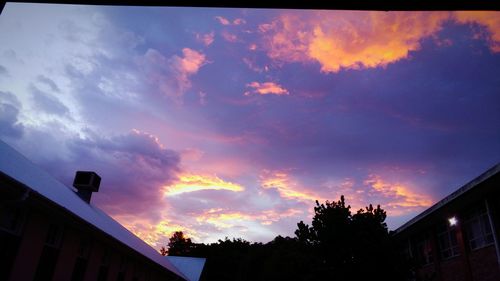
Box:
(1, 5), (499, 245)
(244, 81), (289, 96)
(164, 174), (245, 196)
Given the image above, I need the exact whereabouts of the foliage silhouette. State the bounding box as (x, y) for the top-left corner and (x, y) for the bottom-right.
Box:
(161, 196), (410, 281)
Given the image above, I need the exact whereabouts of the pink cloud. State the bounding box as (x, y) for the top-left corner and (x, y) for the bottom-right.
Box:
(233, 18), (246, 25)
(363, 174), (433, 215)
(215, 16), (246, 26)
(244, 81), (289, 96)
(138, 48), (207, 102)
(195, 31), (215, 46)
(215, 16), (231, 25)
(221, 30), (239, 42)
(173, 48), (206, 75)
(322, 173), (434, 217)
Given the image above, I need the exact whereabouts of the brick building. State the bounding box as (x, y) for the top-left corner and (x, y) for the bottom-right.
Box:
(394, 164), (500, 281)
(0, 140), (193, 281)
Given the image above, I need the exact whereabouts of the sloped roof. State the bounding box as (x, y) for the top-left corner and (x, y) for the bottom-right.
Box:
(0, 140), (186, 280)
(395, 162), (500, 234)
(166, 256), (206, 281)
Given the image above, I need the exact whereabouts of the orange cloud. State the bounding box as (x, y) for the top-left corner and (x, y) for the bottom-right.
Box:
(164, 173), (244, 196)
(170, 48), (207, 97)
(364, 174), (433, 215)
(245, 81), (289, 96)
(261, 11), (451, 72)
(260, 170), (319, 202)
(453, 11), (500, 52)
(196, 208), (304, 229)
(174, 48), (206, 75)
(113, 214), (201, 247)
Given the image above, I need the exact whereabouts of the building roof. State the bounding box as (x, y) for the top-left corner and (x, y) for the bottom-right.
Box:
(166, 256), (206, 281)
(0, 140), (187, 280)
(395, 163), (500, 234)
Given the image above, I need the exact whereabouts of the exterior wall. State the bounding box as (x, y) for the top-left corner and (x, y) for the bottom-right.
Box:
(469, 246), (500, 281)
(8, 211), (47, 281)
(83, 241), (104, 281)
(439, 257), (467, 281)
(0, 182), (182, 281)
(403, 199), (500, 281)
(53, 226), (81, 281)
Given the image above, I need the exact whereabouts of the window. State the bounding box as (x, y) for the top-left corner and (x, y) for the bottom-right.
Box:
(45, 223), (64, 248)
(437, 223), (460, 259)
(415, 233), (433, 265)
(71, 238), (92, 281)
(465, 205), (494, 250)
(34, 223), (65, 281)
(97, 248), (111, 281)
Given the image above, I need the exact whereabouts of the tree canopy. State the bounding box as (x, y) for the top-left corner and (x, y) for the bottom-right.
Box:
(162, 196), (409, 281)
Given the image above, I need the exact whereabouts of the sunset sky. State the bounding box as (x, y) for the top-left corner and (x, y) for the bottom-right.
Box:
(1, 4), (499, 247)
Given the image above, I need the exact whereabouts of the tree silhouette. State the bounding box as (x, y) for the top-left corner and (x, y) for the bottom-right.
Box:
(293, 196), (409, 280)
(167, 231), (194, 256)
(159, 246), (168, 256)
(159, 196), (410, 281)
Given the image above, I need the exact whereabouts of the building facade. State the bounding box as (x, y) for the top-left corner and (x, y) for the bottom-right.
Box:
(395, 164), (500, 281)
(0, 141), (188, 281)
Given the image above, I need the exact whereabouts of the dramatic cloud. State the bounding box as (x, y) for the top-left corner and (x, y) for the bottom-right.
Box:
(260, 170), (319, 202)
(363, 174), (433, 215)
(196, 208), (303, 229)
(261, 11), (451, 72)
(61, 129), (181, 217)
(244, 81), (289, 96)
(164, 173), (245, 196)
(453, 11), (500, 52)
(1, 5), (499, 245)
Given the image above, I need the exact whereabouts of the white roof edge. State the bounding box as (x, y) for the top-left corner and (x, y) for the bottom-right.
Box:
(165, 256), (206, 281)
(0, 140), (187, 280)
(395, 163), (500, 234)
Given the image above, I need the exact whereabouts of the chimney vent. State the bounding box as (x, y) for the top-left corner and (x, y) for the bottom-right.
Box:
(73, 171), (101, 203)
